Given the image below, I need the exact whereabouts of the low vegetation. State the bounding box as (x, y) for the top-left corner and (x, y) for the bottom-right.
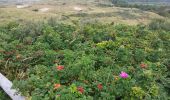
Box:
(0, 1), (163, 25)
(111, 0), (170, 17)
(149, 19), (170, 31)
(0, 88), (11, 100)
(0, 0), (169, 99)
(0, 19), (169, 99)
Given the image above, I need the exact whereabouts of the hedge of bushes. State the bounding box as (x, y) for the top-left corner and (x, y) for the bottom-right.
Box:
(0, 20), (170, 100)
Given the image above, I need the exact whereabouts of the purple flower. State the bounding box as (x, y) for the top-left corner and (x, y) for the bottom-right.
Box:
(119, 71), (128, 78)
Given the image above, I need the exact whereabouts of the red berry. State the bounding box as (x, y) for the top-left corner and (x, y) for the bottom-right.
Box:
(97, 84), (103, 90)
(140, 63), (147, 68)
(77, 86), (84, 94)
(57, 65), (64, 71)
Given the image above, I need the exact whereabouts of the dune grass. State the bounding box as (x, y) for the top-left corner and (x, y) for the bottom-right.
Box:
(0, 1), (164, 25)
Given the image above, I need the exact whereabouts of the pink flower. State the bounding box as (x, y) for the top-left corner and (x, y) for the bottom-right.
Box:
(119, 71), (128, 78)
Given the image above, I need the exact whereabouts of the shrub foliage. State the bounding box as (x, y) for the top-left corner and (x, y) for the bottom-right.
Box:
(0, 20), (170, 100)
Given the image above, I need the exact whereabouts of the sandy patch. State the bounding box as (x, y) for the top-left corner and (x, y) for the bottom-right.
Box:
(73, 6), (83, 11)
(39, 8), (50, 12)
(17, 5), (31, 9)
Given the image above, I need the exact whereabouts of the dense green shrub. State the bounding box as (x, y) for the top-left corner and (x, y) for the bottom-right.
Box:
(0, 20), (170, 100)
